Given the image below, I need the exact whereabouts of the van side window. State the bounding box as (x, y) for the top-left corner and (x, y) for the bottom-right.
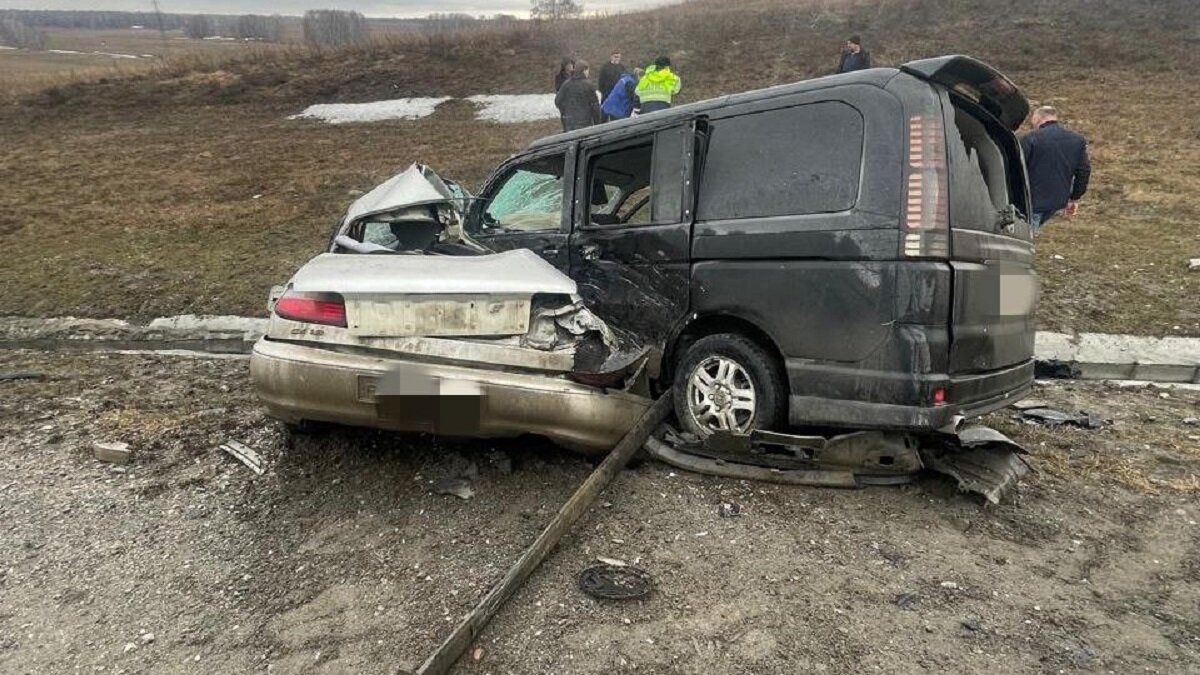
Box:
(482, 154), (565, 232)
(697, 102), (863, 221)
(585, 127), (687, 227)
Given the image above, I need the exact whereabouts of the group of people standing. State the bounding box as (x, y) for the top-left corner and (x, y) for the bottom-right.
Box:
(554, 49), (682, 132)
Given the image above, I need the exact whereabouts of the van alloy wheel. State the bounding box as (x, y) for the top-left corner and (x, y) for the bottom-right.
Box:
(686, 355), (757, 433)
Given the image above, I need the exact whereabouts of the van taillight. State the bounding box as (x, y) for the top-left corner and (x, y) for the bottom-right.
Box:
(274, 290), (347, 327)
(902, 114), (950, 258)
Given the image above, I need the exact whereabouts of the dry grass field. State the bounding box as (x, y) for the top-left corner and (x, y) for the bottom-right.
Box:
(0, 27), (283, 98)
(0, 0), (1197, 335)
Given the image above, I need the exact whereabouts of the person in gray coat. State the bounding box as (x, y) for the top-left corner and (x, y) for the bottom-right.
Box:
(554, 59), (601, 132)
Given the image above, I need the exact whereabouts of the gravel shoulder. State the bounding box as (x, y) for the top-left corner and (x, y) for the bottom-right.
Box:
(1, 350), (1198, 674)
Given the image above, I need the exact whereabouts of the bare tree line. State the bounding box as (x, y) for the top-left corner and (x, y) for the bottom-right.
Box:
(184, 14), (285, 42)
(0, 13), (48, 49)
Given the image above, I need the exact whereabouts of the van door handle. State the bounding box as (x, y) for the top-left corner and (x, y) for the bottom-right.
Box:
(581, 244), (601, 261)
(541, 246), (560, 257)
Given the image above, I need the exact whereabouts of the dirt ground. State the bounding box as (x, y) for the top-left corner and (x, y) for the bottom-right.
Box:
(1, 349), (1197, 674)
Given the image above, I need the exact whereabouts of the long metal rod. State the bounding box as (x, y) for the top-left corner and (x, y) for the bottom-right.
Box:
(413, 392), (673, 675)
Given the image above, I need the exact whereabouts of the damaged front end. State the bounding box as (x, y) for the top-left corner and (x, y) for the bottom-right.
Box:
(251, 165), (653, 450)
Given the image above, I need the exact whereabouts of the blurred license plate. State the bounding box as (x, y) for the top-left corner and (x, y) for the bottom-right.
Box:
(345, 295), (530, 337)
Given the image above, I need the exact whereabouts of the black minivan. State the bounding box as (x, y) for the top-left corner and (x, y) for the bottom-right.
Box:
(463, 55), (1037, 438)
(253, 54), (1037, 447)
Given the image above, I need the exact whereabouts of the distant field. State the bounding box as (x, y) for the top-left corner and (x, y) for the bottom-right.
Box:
(0, 27), (283, 98)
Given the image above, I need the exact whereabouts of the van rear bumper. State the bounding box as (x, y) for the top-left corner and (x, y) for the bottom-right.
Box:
(786, 359), (1033, 430)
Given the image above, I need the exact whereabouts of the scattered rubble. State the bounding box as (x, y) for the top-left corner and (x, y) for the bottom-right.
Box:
(93, 441), (132, 465)
(578, 563), (653, 600)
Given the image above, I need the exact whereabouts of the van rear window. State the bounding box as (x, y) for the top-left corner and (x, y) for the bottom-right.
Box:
(946, 100), (1027, 232)
(697, 102), (863, 221)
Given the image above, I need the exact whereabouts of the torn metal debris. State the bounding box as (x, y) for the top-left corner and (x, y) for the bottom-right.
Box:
(219, 440), (266, 475)
(1016, 407), (1103, 429)
(920, 424), (1031, 505)
(0, 371), (46, 382)
(644, 422), (1030, 504)
(578, 563), (653, 600)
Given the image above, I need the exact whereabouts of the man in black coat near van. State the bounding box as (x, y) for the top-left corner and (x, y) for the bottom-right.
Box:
(837, 36), (871, 73)
(1020, 105), (1091, 234)
(555, 59), (602, 132)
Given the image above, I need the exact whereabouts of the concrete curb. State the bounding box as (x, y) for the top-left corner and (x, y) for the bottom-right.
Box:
(2, 316), (1199, 383)
(1036, 332), (1200, 383)
(0, 315), (267, 355)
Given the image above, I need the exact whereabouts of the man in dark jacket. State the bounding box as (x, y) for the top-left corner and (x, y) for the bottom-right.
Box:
(837, 36), (871, 73)
(555, 59), (601, 132)
(598, 50), (626, 101)
(1020, 105), (1091, 233)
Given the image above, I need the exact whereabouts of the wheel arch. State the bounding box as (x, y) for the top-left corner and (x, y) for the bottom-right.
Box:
(662, 312), (787, 388)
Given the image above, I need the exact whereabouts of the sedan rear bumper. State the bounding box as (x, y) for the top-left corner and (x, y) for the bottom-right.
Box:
(249, 337), (650, 451)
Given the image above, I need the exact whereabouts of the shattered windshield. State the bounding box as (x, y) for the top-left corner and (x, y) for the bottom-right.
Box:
(482, 155), (565, 232)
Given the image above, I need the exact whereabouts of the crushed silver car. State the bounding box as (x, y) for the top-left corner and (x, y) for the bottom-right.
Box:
(250, 164), (653, 451)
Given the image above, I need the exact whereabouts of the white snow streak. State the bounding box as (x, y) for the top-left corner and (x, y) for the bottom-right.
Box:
(289, 98), (452, 124)
(288, 94), (561, 125)
(466, 94), (560, 123)
(45, 48), (144, 59)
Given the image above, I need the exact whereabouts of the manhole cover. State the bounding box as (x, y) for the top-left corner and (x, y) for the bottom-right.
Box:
(578, 564), (652, 600)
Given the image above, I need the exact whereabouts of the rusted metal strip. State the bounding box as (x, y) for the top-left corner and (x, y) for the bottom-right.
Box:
(412, 391), (673, 675)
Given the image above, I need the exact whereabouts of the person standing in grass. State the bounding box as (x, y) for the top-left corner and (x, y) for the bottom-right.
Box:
(635, 56), (681, 113)
(837, 35), (871, 73)
(554, 57), (575, 92)
(555, 59), (602, 132)
(602, 67), (644, 121)
(1021, 105), (1091, 234)
(598, 49), (628, 119)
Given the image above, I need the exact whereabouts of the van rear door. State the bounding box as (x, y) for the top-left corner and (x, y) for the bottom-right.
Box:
(938, 77), (1037, 375)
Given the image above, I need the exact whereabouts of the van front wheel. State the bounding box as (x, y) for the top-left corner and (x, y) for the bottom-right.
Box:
(672, 334), (786, 438)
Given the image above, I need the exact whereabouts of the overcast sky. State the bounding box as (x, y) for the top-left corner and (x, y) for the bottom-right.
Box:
(0, 0), (666, 18)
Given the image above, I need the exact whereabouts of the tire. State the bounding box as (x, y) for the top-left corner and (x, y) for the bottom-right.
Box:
(672, 333), (787, 438)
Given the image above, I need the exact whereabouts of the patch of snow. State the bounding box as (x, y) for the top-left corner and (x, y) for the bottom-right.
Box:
(46, 48), (144, 59)
(0, 45), (18, 51)
(467, 94), (559, 123)
(289, 98), (450, 124)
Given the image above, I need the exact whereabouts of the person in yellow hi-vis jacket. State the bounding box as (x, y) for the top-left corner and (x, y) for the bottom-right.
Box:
(635, 56), (681, 113)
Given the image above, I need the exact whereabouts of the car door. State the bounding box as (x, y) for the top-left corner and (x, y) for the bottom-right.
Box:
(568, 123), (699, 348)
(466, 148), (574, 272)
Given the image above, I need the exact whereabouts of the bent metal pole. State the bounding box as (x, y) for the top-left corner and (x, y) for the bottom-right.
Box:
(413, 391), (674, 675)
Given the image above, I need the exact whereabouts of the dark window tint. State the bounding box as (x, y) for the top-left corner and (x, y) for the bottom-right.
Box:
(697, 102), (863, 221)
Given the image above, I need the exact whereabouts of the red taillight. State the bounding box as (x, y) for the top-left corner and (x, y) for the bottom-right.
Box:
(932, 387), (947, 406)
(902, 113), (950, 258)
(274, 290), (347, 327)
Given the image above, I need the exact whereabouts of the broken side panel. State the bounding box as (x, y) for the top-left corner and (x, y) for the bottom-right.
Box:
(568, 123), (697, 350)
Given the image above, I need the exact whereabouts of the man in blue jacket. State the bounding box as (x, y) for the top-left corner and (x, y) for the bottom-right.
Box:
(601, 67), (643, 121)
(1020, 106), (1091, 234)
